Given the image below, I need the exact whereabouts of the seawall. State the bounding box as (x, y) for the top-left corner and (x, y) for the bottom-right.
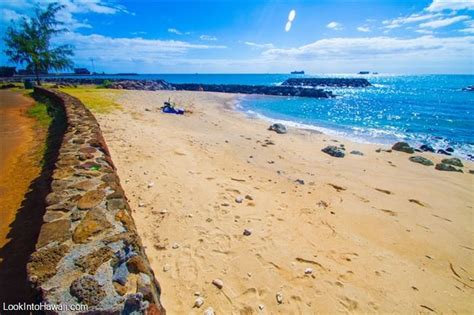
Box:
(27, 87), (165, 314)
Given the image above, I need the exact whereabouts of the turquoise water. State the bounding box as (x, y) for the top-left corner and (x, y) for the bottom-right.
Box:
(59, 73), (474, 158)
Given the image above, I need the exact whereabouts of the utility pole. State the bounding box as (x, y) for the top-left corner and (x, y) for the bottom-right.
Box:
(89, 58), (95, 74)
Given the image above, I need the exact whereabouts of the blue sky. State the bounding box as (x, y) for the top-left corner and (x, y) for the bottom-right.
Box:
(1, 0), (473, 73)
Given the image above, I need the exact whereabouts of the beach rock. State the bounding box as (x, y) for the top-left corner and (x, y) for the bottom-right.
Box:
(235, 196), (244, 203)
(322, 145), (345, 158)
(295, 179), (305, 185)
(304, 268), (313, 275)
(36, 219), (71, 248)
(245, 194), (253, 200)
(72, 208), (112, 243)
(259, 304), (265, 310)
(268, 123), (287, 134)
(392, 142), (414, 154)
(350, 150), (364, 156)
(243, 228), (252, 236)
(27, 244), (69, 285)
(469, 170), (474, 174)
(441, 157), (463, 167)
(75, 247), (114, 274)
(204, 307), (215, 315)
(446, 147), (454, 153)
(194, 297), (204, 308)
(420, 144), (435, 152)
(437, 149), (451, 156)
(435, 163), (463, 172)
(212, 279), (224, 289)
(77, 190), (105, 210)
(70, 275), (106, 306)
(409, 156), (434, 166)
(276, 292), (283, 304)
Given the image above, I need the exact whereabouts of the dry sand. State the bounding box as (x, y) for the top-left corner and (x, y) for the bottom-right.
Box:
(95, 90), (474, 314)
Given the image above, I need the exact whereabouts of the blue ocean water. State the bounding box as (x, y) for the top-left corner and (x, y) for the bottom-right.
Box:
(66, 73), (474, 158)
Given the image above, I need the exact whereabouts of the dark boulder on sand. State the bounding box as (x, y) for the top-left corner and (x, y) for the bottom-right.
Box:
(392, 142), (414, 154)
(437, 149), (451, 156)
(350, 150), (364, 156)
(435, 163), (463, 172)
(409, 156), (434, 166)
(441, 157), (463, 167)
(322, 146), (345, 158)
(420, 144), (435, 152)
(268, 123), (287, 134)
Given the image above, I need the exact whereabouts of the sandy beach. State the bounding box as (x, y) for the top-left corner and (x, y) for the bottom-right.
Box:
(95, 90), (473, 314)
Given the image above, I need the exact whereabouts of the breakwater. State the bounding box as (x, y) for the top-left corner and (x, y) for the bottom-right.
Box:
(27, 87), (165, 314)
(282, 78), (371, 87)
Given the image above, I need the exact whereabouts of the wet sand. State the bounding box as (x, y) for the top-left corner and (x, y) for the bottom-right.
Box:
(0, 90), (40, 251)
(96, 90), (474, 314)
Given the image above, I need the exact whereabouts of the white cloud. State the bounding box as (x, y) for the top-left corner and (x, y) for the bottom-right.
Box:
(427, 0), (474, 12)
(419, 15), (470, 28)
(200, 35), (217, 41)
(357, 26), (371, 32)
(168, 28), (183, 35)
(244, 41), (274, 49)
(459, 20), (474, 33)
(415, 29), (434, 34)
(382, 13), (440, 29)
(0, 8), (26, 22)
(326, 21), (343, 30)
(262, 35), (474, 61)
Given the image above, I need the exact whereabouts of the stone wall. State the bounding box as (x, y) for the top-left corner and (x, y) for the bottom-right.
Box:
(27, 87), (165, 314)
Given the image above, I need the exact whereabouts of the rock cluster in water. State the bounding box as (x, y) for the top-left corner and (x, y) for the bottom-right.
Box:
(282, 78), (371, 88)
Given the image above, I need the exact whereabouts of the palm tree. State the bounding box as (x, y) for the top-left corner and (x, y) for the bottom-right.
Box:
(3, 2), (74, 86)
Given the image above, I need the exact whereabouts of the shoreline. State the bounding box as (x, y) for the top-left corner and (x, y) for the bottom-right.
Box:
(95, 89), (473, 313)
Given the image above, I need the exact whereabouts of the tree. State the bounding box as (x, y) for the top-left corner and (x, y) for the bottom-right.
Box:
(3, 2), (74, 86)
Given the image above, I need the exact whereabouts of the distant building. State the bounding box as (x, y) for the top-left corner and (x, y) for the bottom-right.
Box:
(0, 66), (16, 77)
(74, 68), (90, 75)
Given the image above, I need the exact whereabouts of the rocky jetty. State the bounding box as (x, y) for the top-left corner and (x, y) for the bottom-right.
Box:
(281, 78), (371, 88)
(27, 88), (165, 314)
(173, 83), (334, 98)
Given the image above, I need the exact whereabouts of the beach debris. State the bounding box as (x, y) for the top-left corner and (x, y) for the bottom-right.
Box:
(171, 243), (180, 249)
(437, 149), (451, 155)
(194, 291), (201, 296)
(247, 272), (252, 277)
(204, 307), (215, 315)
(441, 157), (463, 167)
(321, 145), (345, 158)
(392, 142), (414, 154)
(163, 264), (170, 272)
(212, 279), (224, 289)
(258, 304), (265, 310)
(162, 99), (185, 115)
(268, 123), (288, 134)
(235, 196), (244, 203)
(350, 150), (364, 156)
(420, 144), (435, 152)
(304, 268), (314, 275)
(409, 156), (434, 166)
(243, 228), (252, 236)
(295, 179), (305, 185)
(147, 182), (154, 188)
(469, 170), (474, 174)
(276, 292), (283, 304)
(435, 163), (463, 172)
(138, 202), (145, 207)
(194, 297), (205, 308)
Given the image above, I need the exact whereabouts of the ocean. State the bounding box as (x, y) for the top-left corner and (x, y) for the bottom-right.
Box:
(63, 73), (474, 159)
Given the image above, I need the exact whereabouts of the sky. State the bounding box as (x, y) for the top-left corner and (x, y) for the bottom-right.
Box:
(1, 0), (473, 74)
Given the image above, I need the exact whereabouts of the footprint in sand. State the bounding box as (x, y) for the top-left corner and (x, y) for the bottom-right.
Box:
(375, 188), (392, 195)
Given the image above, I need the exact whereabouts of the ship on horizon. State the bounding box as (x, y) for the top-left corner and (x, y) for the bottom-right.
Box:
(291, 70), (305, 74)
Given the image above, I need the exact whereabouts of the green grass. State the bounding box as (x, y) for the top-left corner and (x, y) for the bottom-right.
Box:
(26, 99), (52, 128)
(59, 85), (123, 113)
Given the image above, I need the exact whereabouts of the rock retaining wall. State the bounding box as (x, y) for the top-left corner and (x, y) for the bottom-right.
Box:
(27, 87), (165, 314)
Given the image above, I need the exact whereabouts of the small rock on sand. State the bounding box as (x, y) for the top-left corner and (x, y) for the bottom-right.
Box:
(212, 279), (224, 289)
(322, 145), (345, 158)
(243, 228), (252, 236)
(147, 182), (154, 188)
(295, 179), (305, 185)
(204, 307), (215, 315)
(409, 156), (434, 166)
(163, 264), (170, 272)
(350, 150), (364, 156)
(276, 292), (283, 304)
(392, 142), (414, 154)
(304, 268), (313, 275)
(268, 123), (287, 134)
(194, 297), (204, 308)
(235, 196), (244, 203)
(138, 202), (145, 207)
(435, 163), (463, 172)
(259, 304), (265, 310)
(171, 243), (180, 249)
